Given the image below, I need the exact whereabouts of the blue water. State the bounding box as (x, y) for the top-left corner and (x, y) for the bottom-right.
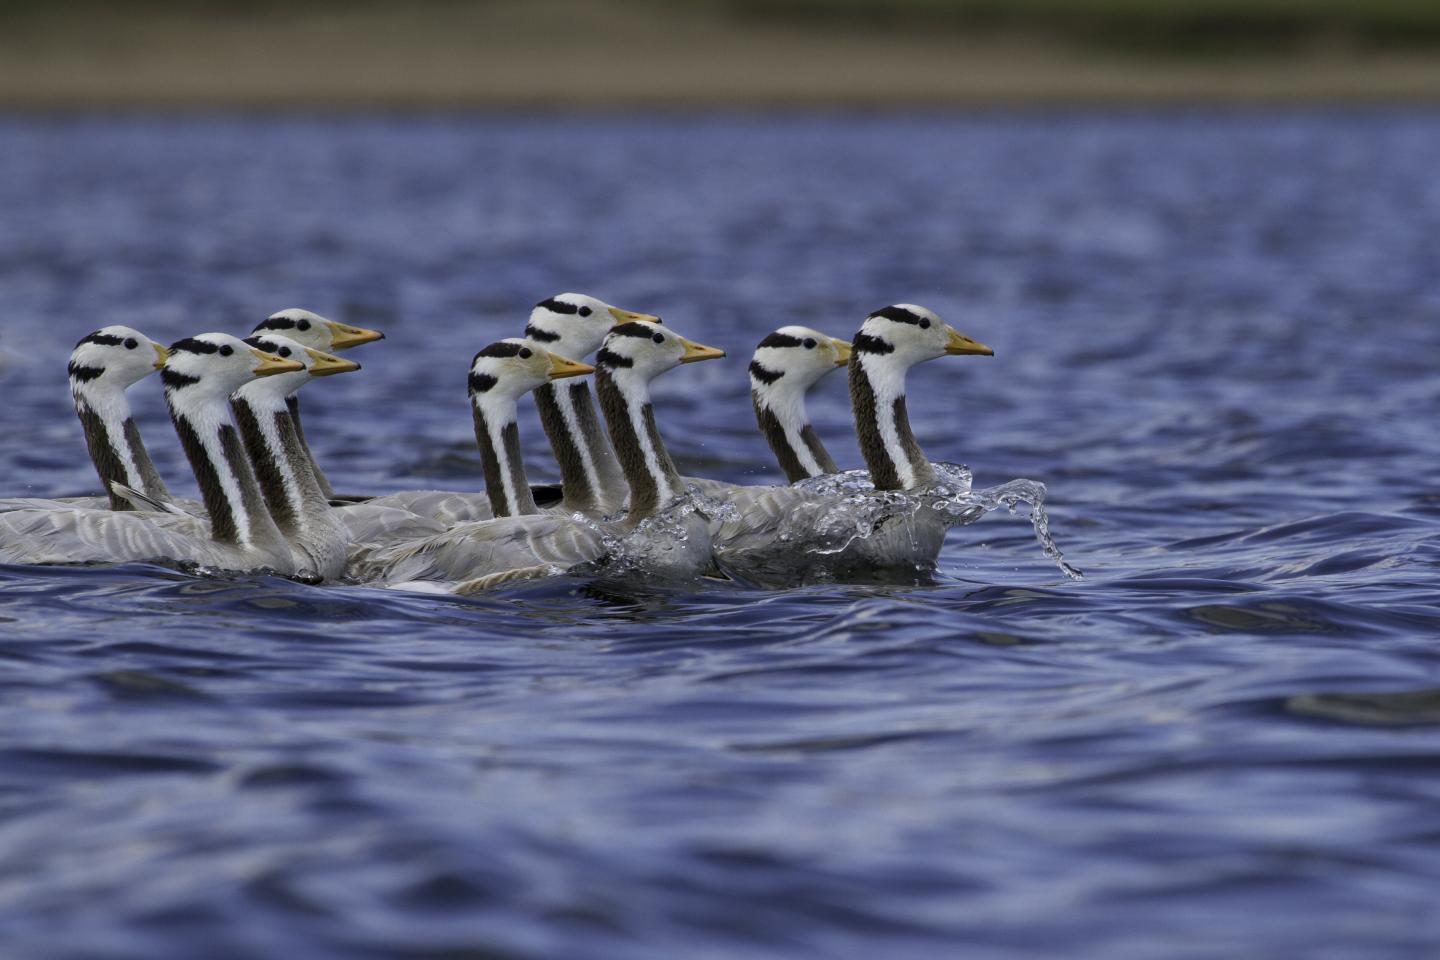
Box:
(1, 112), (1438, 959)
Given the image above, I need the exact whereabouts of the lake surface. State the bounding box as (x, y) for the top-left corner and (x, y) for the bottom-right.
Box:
(1, 112), (1438, 959)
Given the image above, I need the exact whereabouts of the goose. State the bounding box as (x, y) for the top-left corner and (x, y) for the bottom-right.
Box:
(348, 339), (608, 589)
(0, 327), (173, 514)
(707, 305), (993, 583)
(231, 333), (362, 581)
(747, 326), (851, 482)
(356, 293), (660, 527)
(524, 293), (661, 517)
(352, 324), (725, 590)
(0, 335), (305, 574)
(250, 308), (384, 500)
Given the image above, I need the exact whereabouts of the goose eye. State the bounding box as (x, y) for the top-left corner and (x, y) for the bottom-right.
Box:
(652, 333), (665, 344)
(803, 338), (816, 349)
(279, 347), (291, 357)
(124, 338), (138, 350)
(519, 347), (533, 359)
(578, 306), (592, 317)
(219, 344), (234, 357)
(297, 319), (311, 331)
(919, 318), (931, 329)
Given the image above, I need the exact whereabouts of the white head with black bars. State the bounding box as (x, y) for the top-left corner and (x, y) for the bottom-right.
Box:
(750, 325), (851, 404)
(69, 326), (170, 402)
(253, 309), (385, 353)
(593, 321), (726, 518)
(467, 338), (595, 518)
(67, 326), (173, 510)
(162, 333), (304, 407)
(594, 321), (724, 385)
(849, 304), (993, 491)
(749, 326), (851, 482)
(236, 334), (361, 408)
(524, 294), (661, 359)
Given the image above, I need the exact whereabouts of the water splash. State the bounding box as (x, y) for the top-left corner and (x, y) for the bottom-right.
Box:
(781, 463), (1082, 580)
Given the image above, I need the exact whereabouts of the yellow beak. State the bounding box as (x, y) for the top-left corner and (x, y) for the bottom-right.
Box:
(151, 343), (171, 371)
(304, 347), (361, 377)
(678, 336), (726, 364)
(608, 306), (662, 326)
(250, 348), (305, 377)
(944, 325), (995, 357)
(547, 351), (595, 380)
(829, 337), (852, 366)
(324, 320), (385, 350)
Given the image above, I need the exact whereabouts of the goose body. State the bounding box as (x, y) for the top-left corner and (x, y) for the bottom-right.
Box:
(360, 294), (657, 526)
(354, 324), (725, 590)
(705, 307), (993, 583)
(0, 327), (172, 515)
(0, 335), (305, 573)
(250, 308), (384, 501)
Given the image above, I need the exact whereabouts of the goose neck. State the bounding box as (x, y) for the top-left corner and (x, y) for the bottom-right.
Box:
(595, 367), (682, 520)
(471, 393), (539, 518)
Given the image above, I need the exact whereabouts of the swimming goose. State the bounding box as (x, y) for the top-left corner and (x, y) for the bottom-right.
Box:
(358, 293), (658, 526)
(849, 304), (993, 490)
(747, 326), (851, 482)
(0, 326), (172, 514)
(353, 324), (726, 589)
(708, 305), (992, 582)
(0, 335), (305, 574)
(348, 339), (608, 588)
(232, 333), (361, 581)
(525, 293), (660, 517)
(250, 308), (384, 500)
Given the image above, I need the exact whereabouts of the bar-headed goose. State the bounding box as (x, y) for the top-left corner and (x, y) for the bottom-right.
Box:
(349, 340), (607, 588)
(0, 335), (305, 574)
(709, 305), (992, 582)
(524, 293), (660, 517)
(747, 326), (851, 482)
(353, 324), (725, 591)
(359, 293), (659, 527)
(232, 333), (362, 581)
(0, 326), (173, 515)
(250, 308), (384, 500)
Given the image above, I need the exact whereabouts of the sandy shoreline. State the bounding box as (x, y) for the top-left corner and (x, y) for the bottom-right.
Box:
(4, 1), (1440, 108)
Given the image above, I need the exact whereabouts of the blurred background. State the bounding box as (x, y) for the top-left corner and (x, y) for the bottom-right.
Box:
(5, 0), (1440, 106)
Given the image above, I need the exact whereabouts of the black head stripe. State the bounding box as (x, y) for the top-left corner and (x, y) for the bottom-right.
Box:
(475, 342), (527, 360)
(611, 322), (656, 339)
(868, 305), (925, 326)
(76, 332), (126, 348)
(468, 371), (498, 394)
(254, 317), (296, 332)
(756, 332), (805, 350)
(853, 332), (895, 355)
(536, 297), (579, 315)
(161, 368), (202, 390)
(595, 348), (633, 369)
(749, 360), (783, 385)
(523, 323), (561, 343)
(242, 336), (268, 350)
(170, 337), (220, 355)
(68, 361), (105, 382)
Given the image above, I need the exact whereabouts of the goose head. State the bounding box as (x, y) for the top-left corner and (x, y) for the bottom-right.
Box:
(851, 304), (992, 395)
(69, 326), (170, 393)
(237, 334), (360, 405)
(468, 338), (595, 405)
(254, 309), (384, 352)
(749, 325), (851, 396)
(595, 322), (725, 384)
(524, 293), (661, 360)
(162, 333), (303, 404)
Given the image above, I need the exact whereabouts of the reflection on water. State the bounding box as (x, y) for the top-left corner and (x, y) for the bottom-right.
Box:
(1, 112), (1439, 959)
